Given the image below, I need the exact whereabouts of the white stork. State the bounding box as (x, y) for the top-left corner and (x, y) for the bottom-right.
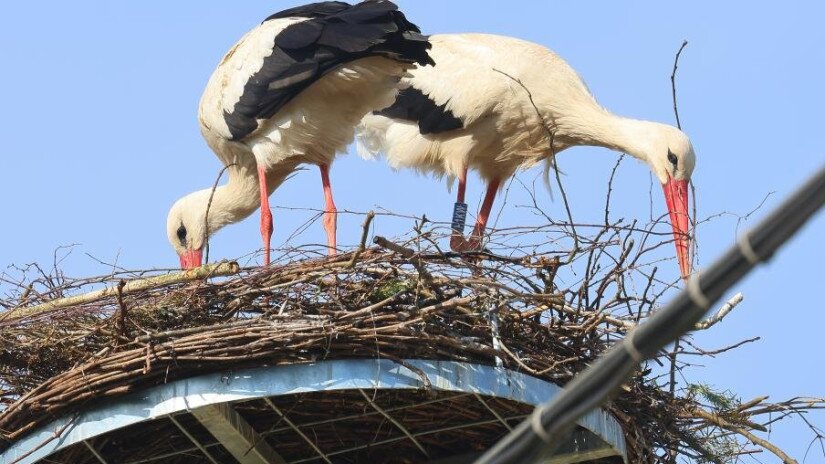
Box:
(166, 1), (432, 269)
(358, 33), (695, 278)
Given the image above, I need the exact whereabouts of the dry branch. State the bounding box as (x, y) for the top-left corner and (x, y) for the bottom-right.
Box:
(690, 408), (798, 464)
(1, 262), (240, 321)
(347, 210), (375, 268)
(695, 292), (745, 330)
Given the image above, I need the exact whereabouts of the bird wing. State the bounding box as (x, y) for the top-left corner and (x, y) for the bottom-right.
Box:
(215, 1), (432, 141)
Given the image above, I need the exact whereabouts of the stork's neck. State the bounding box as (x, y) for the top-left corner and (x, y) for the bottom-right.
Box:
(202, 165), (262, 234)
(558, 109), (659, 164)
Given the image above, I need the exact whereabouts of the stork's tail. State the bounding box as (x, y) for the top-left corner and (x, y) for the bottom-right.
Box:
(356, 113), (393, 161)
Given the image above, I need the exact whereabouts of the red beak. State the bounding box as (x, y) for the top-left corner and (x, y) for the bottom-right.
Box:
(662, 178), (692, 280)
(179, 249), (203, 270)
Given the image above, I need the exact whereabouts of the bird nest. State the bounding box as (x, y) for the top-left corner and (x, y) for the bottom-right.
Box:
(1, 218), (822, 463)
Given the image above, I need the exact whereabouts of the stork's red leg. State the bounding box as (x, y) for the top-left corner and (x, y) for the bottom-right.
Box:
(257, 164), (273, 266)
(319, 164), (337, 256)
(450, 165), (470, 251)
(456, 166), (468, 204)
(467, 178), (502, 250)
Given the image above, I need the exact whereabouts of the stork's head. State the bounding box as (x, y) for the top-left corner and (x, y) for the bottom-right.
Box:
(166, 191), (210, 269)
(640, 123), (695, 280)
(643, 124), (696, 185)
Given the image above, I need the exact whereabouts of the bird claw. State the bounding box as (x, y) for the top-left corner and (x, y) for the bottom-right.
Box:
(450, 233), (484, 252)
(450, 233), (468, 252)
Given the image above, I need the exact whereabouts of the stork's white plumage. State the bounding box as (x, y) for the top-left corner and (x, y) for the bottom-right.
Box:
(166, 1), (432, 269)
(358, 33), (695, 278)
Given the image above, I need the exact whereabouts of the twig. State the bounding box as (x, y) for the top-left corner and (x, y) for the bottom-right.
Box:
(115, 280), (127, 341)
(681, 336), (760, 356)
(692, 407), (798, 464)
(671, 40), (688, 130)
(605, 154), (625, 225)
(203, 163), (236, 265)
(336, 291), (405, 321)
(736, 396), (770, 413)
(695, 293), (745, 330)
(669, 339), (680, 397)
(8, 414), (78, 464)
(372, 235), (432, 281)
(347, 210), (375, 268)
(2, 262), (240, 321)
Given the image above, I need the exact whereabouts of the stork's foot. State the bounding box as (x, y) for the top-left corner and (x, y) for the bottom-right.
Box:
(450, 232), (468, 252)
(467, 235), (484, 251)
(450, 232), (484, 252)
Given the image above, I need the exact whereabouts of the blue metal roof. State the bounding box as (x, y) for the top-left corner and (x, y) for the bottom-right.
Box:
(2, 359), (626, 463)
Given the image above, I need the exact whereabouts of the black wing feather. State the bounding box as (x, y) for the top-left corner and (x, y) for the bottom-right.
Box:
(375, 87), (464, 135)
(263, 1), (350, 21)
(335, 1), (399, 23)
(275, 21), (324, 49)
(224, 0), (433, 141)
(317, 21), (396, 51)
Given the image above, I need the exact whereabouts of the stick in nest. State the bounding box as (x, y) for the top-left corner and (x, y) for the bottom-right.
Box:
(2, 262), (240, 322)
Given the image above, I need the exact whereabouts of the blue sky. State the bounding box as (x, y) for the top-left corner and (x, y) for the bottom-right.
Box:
(1, 1), (823, 460)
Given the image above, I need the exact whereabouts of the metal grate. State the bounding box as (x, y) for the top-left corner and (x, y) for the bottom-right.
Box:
(42, 390), (620, 464)
(7, 360), (626, 464)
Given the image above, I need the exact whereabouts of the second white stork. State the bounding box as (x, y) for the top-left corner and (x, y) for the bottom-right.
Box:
(358, 33), (695, 279)
(166, 1), (432, 269)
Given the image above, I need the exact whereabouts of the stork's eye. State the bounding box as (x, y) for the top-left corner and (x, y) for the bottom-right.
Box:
(176, 224), (187, 244)
(667, 152), (678, 167)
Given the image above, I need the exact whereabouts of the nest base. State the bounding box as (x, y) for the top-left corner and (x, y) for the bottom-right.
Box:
(3, 359), (626, 464)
